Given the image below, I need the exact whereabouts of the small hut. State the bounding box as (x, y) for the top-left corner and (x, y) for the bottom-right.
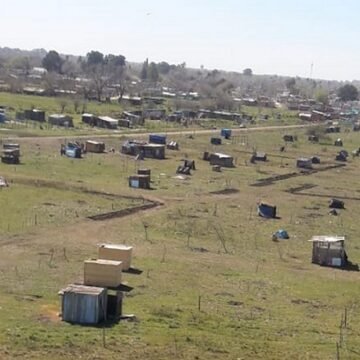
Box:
(209, 153), (234, 167)
(59, 284), (107, 325)
(48, 114), (74, 127)
(84, 259), (123, 288)
(85, 140), (105, 153)
(210, 137), (222, 145)
(334, 138), (343, 146)
(309, 235), (347, 267)
(329, 198), (345, 209)
(129, 175), (151, 189)
(297, 157), (312, 169)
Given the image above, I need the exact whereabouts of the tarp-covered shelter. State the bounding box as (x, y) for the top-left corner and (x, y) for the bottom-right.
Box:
(334, 138), (343, 146)
(329, 198), (345, 209)
(221, 128), (232, 139)
(297, 157), (312, 169)
(258, 202), (277, 218)
(149, 134), (166, 144)
(64, 143), (82, 158)
(309, 235), (347, 268)
(209, 153), (234, 167)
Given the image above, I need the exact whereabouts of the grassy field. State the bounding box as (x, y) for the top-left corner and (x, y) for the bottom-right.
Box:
(0, 121), (359, 359)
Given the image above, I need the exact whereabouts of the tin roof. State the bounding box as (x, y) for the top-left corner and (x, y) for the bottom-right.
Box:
(58, 284), (105, 296)
(308, 235), (345, 243)
(98, 244), (132, 251)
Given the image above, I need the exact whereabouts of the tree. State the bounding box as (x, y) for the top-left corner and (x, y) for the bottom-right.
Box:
(148, 62), (159, 82)
(314, 88), (329, 105)
(337, 84), (359, 101)
(243, 68), (253, 76)
(42, 50), (63, 73)
(157, 61), (171, 75)
(140, 58), (148, 80)
(86, 51), (104, 67)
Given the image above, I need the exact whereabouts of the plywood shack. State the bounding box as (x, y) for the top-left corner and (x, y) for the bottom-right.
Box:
(98, 244), (133, 271)
(297, 157), (312, 169)
(84, 259), (122, 288)
(309, 235), (347, 268)
(85, 140), (105, 153)
(48, 114), (74, 127)
(59, 284), (107, 324)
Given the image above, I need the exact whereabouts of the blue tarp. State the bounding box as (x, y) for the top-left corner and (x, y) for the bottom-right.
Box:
(149, 134), (166, 144)
(258, 203), (277, 218)
(274, 229), (289, 239)
(221, 128), (232, 138)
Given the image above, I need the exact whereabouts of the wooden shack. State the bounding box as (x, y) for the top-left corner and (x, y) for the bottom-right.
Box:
(98, 244), (133, 271)
(137, 168), (151, 179)
(309, 235), (347, 268)
(84, 259), (122, 288)
(59, 284), (107, 324)
(85, 140), (105, 153)
(129, 175), (150, 189)
(24, 109), (46, 122)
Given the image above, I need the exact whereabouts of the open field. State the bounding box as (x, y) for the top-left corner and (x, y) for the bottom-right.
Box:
(0, 123), (359, 359)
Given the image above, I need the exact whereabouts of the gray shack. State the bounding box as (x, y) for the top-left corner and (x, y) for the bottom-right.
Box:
(59, 284), (107, 325)
(48, 114), (74, 127)
(209, 152), (234, 167)
(309, 235), (347, 268)
(122, 140), (165, 159)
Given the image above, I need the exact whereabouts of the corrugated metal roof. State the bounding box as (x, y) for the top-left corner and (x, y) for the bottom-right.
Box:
(58, 284), (105, 296)
(308, 235), (345, 243)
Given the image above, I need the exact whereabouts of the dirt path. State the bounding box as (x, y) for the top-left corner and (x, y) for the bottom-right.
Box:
(3, 123), (315, 144)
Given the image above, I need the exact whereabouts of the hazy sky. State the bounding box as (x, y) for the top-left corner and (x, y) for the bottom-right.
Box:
(2, 0), (359, 80)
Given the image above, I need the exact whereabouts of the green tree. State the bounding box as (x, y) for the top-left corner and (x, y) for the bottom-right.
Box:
(42, 50), (63, 73)
(157, 61), (171, 74)
(314, 88), (329, 105)
(148, 62), (159, 82)
(337, 84), (359, 101)
(140, 58), (148, 80)
(243, 68), (253, 76)
(86, 51), (104, 67)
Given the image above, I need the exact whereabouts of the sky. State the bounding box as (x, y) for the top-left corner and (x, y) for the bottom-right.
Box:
(1, 0), (360, 81)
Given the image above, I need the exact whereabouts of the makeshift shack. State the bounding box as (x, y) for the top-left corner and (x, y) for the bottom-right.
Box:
(336, 151), (347, 162)
(84, 259), (122, 288)
(24, 109), (46, 122)
(98, 244), (133, 271)
(129, 175), (151, 189)
(329, 198), (345, 209)
(167, 141), (179, 150)
(184, 159), (196, 170)
(221, 128), (232, 139)
(311, 156), (320, 164)
(283, 134), (294, 142)
(308, 135), (319, 142)
(297, 157), (312, 169)
(96, 116), (118, 129)
(121, 141), (165, 159)
(326, 126), (340, 133)
(85, 140), (105, 153)
(258, 202), (277, 218)
(210, 137), (222, 145)
(48, 114), (74, 127)
(209, 153), (234, 167)
(309, 235), (347, 268)
(137, 168), (151, 179)
(334, 138), (343, 146)
(59, 284), (107, 325)
(82, 113), (95, 125)
(64, 143), (82, 158)
(1, 144), (20, 164)
(254, 152), (267, 161)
